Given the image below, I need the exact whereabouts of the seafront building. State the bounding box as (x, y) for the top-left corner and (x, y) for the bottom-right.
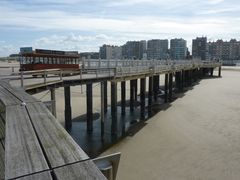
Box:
(208, 39), (240, 62)
(147, 39), (168, 60)
(122, 40), (147, 60)
(99, 44), (122, 59)
(170, 38), (187, 60)
(192, 37), (209, 60)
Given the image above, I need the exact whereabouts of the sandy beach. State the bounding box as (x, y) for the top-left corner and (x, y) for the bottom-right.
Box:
(102, 70), (240, 180)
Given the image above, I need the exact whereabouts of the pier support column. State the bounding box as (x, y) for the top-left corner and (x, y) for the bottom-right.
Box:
(103, 81), (108, 113)
(210, 68), (214, 77)
(134, 79), (138, 102)
(100, 82), (105, 138)
(148, 76), (153, 117)
(50, 88), (56, 117)
(130, 80), (135, 113)
(175, 72), (181, 92)
(164, 74), (169, 103)
(111, 82), (118, 136)
(140, 78), (146, 120)
(121, 81), (126, 115)
(64, 86), (72, 130)
(169, 73), (173, 102)
(121, 81), (126, 135)
(153, 75), (159, 101)
(218, 66), (222, 77)
(86, 83), (93, 133)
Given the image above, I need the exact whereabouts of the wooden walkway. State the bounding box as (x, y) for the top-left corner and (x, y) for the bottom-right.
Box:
(0, 80), (106, 180)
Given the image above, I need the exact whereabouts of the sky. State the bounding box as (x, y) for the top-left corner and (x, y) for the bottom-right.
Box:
(0, 0), (240, 56)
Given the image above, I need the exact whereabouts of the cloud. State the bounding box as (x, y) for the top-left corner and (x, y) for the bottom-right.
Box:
(208, 0), (224, 5)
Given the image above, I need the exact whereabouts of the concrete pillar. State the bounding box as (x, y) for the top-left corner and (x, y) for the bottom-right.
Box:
(64, 86), (72, 130)
(218, 66), (222, 77)
(111, 82), (118, 135)
(103, 81), (108, 113)
(175, 72), (181, 91)
(134, 79), (138, 102)
(164, 74), (169, 103)
(153, 75), (159, 101)
(148, 76), (153, 117)
(130, 80), (135, 113)
(140, 78), (146, 120)
(182, 70), (185, 89)
(86, 83), (93, 133)
(121, 81), (126, 115)
(100, 82), (105, 138)
(169, 73), (173, 102)
(50, 88), (56, 117)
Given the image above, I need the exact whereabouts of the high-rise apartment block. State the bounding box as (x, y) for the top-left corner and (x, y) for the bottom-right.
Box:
(170, 38), (187, 60)
(122, 41), (147, 60)
(147, 39), (168, 60)
(192, 37), (208, 60)
(208, 39), (240, 61)
(99, 45), (122, 59)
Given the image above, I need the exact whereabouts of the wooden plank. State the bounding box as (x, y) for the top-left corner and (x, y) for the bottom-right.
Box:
(5, 105), (50, 180)
(53, 160), (107, 180)
(0, 115), (5, 148)
(26, 102), (89, 166)
(0, 85), (21, 106)
(26, 102), (106, 179)
(0, 143), (4, 180)
(0, 81), (39, 103)
(16, 172), (53, 180)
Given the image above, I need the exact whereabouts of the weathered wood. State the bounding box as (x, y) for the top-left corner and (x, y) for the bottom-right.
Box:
(0, 85), (21, 106)
(26, 102), (89, 166)
(26, 102), (106, 179)
(16, 172), (53, 180)
(5, 105), (50, 180)
(53, 160), (107, 180)
(0, 81), (39, 103)
(0, 142), (4, 180)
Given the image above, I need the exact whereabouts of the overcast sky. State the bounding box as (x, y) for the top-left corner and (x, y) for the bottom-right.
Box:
(0, 0), (240, 56)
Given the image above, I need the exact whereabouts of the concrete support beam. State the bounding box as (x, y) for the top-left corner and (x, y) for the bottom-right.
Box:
(164, 74), (169, 103)
(182, 70), (185, 89)
(100, 82), (105, 138)
(86, 83), (93, 133)
(210, 68), (214, 77)
(169, 73), (173, 102)
(111, 82), (118, 135)
(148, 76), (153, 117)
(103, 81), (108, 113)
(64, 86), (72, 130)
(134, 79), (138, 102)
(130, 80), (135, 113)
(153, 75), (159, 101)
(140, 78), (146, 121)
(218, 66), (222, 77)
(50, 88), (56, 117)
(121, 81), (126, 116)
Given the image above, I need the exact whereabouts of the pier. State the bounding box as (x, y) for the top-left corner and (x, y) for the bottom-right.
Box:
(0, 59), (221, 179)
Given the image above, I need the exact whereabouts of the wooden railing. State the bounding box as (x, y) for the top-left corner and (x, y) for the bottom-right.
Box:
(0, 80), (107, 180)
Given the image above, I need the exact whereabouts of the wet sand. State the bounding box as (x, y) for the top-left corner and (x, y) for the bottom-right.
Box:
(102, 70), (240, 180)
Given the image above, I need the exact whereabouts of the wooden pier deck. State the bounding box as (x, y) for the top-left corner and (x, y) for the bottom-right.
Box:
(0, 80), (106, 180)
(0, 59), (222, 179)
